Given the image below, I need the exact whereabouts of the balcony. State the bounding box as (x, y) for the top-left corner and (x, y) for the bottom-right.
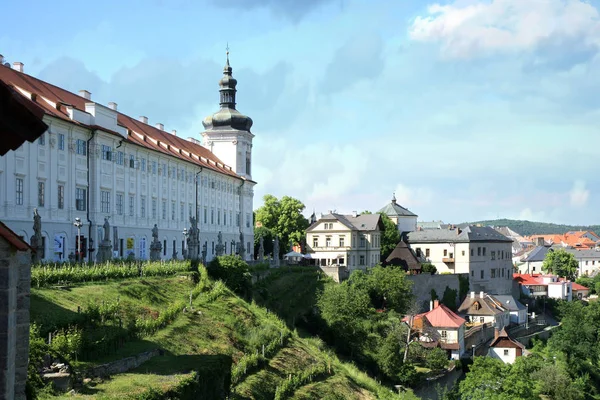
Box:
(443, 257), (455, 263)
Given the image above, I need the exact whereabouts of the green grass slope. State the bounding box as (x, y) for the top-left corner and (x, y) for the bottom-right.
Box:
(32, 268), (412, 399)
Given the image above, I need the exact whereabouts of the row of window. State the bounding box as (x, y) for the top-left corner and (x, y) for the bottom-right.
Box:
(311, 235), (372, 248)
(415, 247), (510, 260)
(38, 133), (87, 154)
(471, 267), (512, 280)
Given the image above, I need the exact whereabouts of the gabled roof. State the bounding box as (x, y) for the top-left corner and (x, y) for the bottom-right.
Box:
(0, 63), (244, 180)
(572, 283), (589, 291)
(406, 303), (466, 329)
(523, 246), (553, 262)
(307, 213), (383, 232)
(458, 293), (507, 316)
(408, 225), (512, 244)
(493, 295), (527, 312)
(378, 196), (417, 217)
(489, 328), (524, 349)
(0, 221), (31, 251)
(385, 240), (421, 270)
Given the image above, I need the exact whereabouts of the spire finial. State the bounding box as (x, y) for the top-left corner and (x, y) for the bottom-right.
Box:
(392, 192), (397, 204)
(226, 42), (230, 63)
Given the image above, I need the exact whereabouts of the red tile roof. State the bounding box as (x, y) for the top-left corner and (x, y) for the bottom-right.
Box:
(513, 273), (545, 286)
(406, 303), (466, 329)
(489, 328), (524, 350)
(572, 283), (589, 291)
(0, 221), (31, 251)
(0, 66), (244, 180)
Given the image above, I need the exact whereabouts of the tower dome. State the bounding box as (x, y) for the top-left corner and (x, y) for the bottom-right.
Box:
(202, 52), (253, 132)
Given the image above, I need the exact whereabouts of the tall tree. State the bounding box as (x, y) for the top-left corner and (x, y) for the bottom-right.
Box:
(378, 212), (400, 260)
(255, 194), (309, 255)
(542, 249), (578, 280)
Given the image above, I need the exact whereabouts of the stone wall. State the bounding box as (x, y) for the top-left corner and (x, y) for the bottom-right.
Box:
(86, 349), (160, 378)
(407, 273), (467, 312)
(0, 237), (31, 400)
(319, 265), (349, 283)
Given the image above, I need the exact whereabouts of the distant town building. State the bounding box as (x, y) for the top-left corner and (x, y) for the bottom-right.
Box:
(516, 245), (553, 274)
(378, 194), (417, 233)
(525, 231), (600, 249)
(417, 220), (446, 230)
(458, 291), (510, 331)
(488, 328), (525, 364)
(493, 295), (528, 326)
(404, 300), (466, 360)
(513, 274), (573, 301)
(306, 212), (383, 271)
(563, 247), (600, 277)
(407, 225), (514, 295)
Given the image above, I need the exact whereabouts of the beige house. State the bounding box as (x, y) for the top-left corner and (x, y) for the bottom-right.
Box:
(306, 213), (383, 271)
(458, 291), (510, 330)
(407, 225), (514, 295)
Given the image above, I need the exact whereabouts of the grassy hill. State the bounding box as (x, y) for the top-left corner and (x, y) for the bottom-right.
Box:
(30, 264), (412, 399)
(467, 218), (600, 236)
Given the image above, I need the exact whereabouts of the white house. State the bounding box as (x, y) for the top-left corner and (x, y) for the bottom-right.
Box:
(378, 194), (417, 233)
(0, 57), (255, 262)
(514, 274), (573, 301)
(404, 300), (467, 360)
(407, 225), (514, 295)
(494, 295), (527, 326)
(306, 213), (384, 271)
(488, 328), (525, 364)
(563, 247), (600, 277)
(457, 292), (510, 331)
(516, 245), (553, 274)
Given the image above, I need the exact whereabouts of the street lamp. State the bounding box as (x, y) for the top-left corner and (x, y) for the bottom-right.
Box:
(183, 228), (188, 259)
(472, 344), (476, 358)
(73, 218), (82, 262)
(526, 304), (529, 330)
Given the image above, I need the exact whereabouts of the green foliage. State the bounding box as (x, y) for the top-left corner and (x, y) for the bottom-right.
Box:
(441, 286), (457, 311)
(458, 274), (470, 301)
(542, 249), (578, 280)
(425, 348), (448, 371)
(421, 263), (437, 274)
(27, 323), (52, 399)
(50, 326), (84, 360)
(32, 260), (192, 287)
(375, 324), (407, 379)
(467, 218), (600, 236)
(207, 255), (252, 297)
(378, 213), (401, 260)
(430, 288), (438, 301)
(254, 194), (309, 254)
(253, 226), (274, 258)
(575, 275), (598, 294)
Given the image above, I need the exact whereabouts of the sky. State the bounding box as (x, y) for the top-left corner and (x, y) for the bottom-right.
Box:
(3, 0), (600, 225)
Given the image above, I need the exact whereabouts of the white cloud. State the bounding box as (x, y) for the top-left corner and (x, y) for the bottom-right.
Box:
(570, 180), (590, 207)
(393, 184), (434, 209)
(409, 0), (600, 58)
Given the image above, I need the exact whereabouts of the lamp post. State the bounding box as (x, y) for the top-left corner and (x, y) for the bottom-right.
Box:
(526, 304), (529, 330)
(472, 344), (476, 358)
(183, 228), (188, 259)
(74, 217), (82, 262)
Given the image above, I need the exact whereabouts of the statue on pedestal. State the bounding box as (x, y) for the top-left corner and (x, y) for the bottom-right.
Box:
(150, 224), (162, 261)
(258, 236), (264, 262)
(31, 209), (42, 264)
(188, 216), (199, 260)
(215, 231), (225, 256)
(97, 217), (113, 263)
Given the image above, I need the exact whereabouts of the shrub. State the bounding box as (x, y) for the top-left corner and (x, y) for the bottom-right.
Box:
(207, 255), (252, 297)
(426, 347), (449, 372)
(422, 263), (437, 274)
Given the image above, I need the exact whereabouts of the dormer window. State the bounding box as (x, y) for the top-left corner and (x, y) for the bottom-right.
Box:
(473, 302), (480, 311)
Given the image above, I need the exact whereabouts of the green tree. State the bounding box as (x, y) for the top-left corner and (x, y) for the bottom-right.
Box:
(441, 286), (457, 311)
(253, 226), (274, 258)
(422, 263), (437, 274)
(375, 324), (407, 380)
(254, 194), (309, 255)
(207, 255), (252, 297)
(542, 249), (578, 280)
(378, 213), (400, 260)
(425, 348), (449, 371)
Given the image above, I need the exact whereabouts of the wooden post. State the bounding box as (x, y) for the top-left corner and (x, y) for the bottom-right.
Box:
(262, 344), (265, 357)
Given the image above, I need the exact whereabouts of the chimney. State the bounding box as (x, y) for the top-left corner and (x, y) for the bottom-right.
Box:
(139, 116), (148, 124)
(12, 62), (24, 72)
(155, 123), (164, 130)
(171, 129), (177, 136)
(352, 211), (358, 217)
(494, 328), (499, 340)
(480, 291), (484, 299)
(430, 300), (433, 311)
(108, 102), (118, 111)
(433, 299), (439, 309)
(79, 90), (91, 100)
(470, 291), (475, 299)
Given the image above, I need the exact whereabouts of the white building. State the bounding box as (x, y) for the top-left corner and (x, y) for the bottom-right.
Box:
(378, 194), (417, 233)
(458, 292), (510, 330)
(0, 56), (255, 262)
(493, 295), (527, 326)
(563, 247), (600, 277)
(488, 328), (525, 364)
(407, 225), (514, 295)
(306, 213), (383, 271)
(514, 274), (573, 301)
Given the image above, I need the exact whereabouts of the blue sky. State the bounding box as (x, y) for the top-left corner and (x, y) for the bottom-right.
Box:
(3, 0), (600, 225)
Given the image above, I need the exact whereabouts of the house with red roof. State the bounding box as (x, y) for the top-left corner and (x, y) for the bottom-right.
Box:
(514, 273), (573, 301)
(404, 300), (466, 360)
(571, 282), (590, 299)
(488, 328), (525, 364)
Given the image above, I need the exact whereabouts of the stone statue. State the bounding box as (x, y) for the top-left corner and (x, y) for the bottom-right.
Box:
(187, 216), (199, 260)
(258, 236), (264, 262)
(150, 224), (162, 261)
(152, 224), (159, 242)
(273, 235), (280, 267)
(31, 209), (42, 264)
(103, 217), (110, 242)
(201, 242), (208, 265)
(239, 232), (245, 259)
(215, 231), (224, 256)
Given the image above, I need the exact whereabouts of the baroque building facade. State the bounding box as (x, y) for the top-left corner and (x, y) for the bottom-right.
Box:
(0, 56), (255, 262)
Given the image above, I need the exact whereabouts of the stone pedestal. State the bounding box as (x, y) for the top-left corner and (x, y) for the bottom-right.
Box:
(150, 241), (162, 261)
(188, 240), (199, 261)
(96, 241), (112, 263)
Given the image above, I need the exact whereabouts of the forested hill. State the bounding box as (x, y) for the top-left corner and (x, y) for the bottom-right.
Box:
(467, 219), (600, 236)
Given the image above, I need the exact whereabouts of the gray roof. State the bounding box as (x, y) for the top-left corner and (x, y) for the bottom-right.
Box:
(562, 247), (600, 259)
(407, 225), (513, 244)
(458, 293), (507, 316)
(493, 295), (527, 312)
(417, 220), (445, 230)
(523, 246), (553, 262)
(307, 213), (383, 232)
(378, 197), (418, 217)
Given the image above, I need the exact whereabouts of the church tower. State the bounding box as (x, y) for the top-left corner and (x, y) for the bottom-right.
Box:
(202, 50), (254, 180)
